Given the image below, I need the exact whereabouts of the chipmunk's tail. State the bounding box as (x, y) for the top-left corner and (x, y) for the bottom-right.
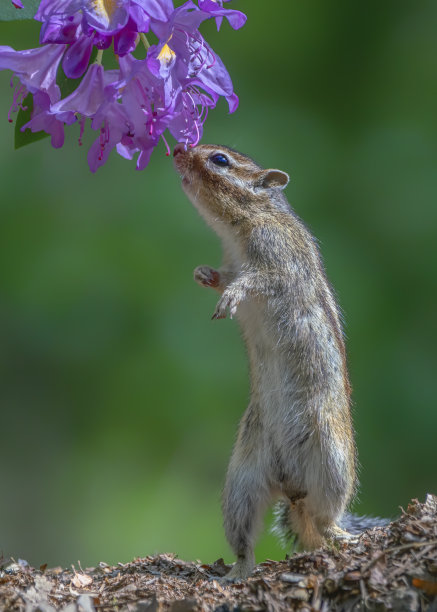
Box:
(271, 500), (296, 547)
(338, 511), (389, 534)
(272, 500), (389, 548)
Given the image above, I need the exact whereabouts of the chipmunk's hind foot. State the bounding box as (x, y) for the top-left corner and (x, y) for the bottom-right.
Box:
(219, 553), (255, 583)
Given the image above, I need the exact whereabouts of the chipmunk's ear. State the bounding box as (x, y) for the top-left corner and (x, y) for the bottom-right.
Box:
(256, 169), (290, 190)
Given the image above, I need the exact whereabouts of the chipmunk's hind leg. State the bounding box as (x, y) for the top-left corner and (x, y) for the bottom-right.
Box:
(222, 461), (270, 580)
(290, 469), (354, 549)
(222, 405), (270, 581)
(286, 425), (356, 550)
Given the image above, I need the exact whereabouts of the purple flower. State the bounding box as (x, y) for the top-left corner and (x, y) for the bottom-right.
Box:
(168, 87), (215, 146)
(87, 99), (130, 171)
(36, 0), (153, 46)
(52, 63), (107, 116)
(146, 0), (239, 144)
(11, 0), (24, 8)
(82, 0), (130, 34)
(140, 0), (174, 23)
(197, 0), (246, 31)
(1, 0), (247, 171)
(62, 34), (94, 78)
(22, 91), (76, 148)
(0, 44), (65, 101)
(88, 55), (174, 171)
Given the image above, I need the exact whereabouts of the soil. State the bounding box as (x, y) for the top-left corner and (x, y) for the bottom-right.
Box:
(1, 495), (436, 612)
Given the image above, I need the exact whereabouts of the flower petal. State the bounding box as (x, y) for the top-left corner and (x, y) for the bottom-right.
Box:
(62, 35), (93, 79)
(136, 144), (154, 170)
(88, 100), (129, 171)
(193, 46), (234, 98)
(133, 0), (173, 23)
(22, 91), (75, 149)
(226, 91), (238, 113)
(128, 4), (150, 32)
(35, 0), (81, 22)
(40, 14), (81, 44)
(198, 0), (247, 30)
(114, 20), (138, 55)
(82, 0), (129, 34)
(0, 44), (65, 101)
(52, 63), (105, 116)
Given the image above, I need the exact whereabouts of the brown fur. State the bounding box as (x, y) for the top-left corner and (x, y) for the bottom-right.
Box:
(174, 144), (357, 581)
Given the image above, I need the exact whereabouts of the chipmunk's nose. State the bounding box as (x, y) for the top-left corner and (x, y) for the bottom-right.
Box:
(173, 143), (186, 157)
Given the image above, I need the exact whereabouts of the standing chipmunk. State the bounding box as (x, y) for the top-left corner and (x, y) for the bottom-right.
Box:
(173, 143), (378, 581)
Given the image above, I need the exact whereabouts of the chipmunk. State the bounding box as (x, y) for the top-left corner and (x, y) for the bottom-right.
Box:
(173, 143), (382, 581)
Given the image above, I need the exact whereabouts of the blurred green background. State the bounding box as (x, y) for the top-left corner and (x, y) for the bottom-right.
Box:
(1, 0), (436, 569)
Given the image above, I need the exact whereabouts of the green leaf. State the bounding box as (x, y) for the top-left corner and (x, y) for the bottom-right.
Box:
(0, 0), (40, 21)
(14, 94), (49, 149)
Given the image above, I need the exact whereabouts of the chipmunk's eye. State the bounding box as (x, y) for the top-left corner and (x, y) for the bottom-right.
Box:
(210, 153), (229, 167)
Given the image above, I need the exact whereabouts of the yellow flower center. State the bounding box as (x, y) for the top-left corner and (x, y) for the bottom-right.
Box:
(90, 0), (119, 23)
(158, 43), (176, 66)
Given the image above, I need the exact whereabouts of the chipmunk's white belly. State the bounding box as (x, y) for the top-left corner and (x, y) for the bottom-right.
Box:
(236, 298), (315, 496)
(236, 297), (343, 443)
(237, 299), (297, 413)
(236, 297), (335, 498)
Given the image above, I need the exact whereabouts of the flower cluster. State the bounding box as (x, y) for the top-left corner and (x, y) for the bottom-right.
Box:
(1, 0), (246, 171)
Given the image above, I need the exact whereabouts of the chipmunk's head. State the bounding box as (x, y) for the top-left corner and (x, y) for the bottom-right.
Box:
(173, 144), (290, 232)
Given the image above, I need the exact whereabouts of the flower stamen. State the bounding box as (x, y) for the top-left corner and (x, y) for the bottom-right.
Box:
(161, 133), (171, 156)
(8, 83), (27, 123)
(78, 117), (86, 146)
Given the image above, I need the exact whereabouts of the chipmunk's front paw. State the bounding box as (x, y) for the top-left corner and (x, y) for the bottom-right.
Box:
(212, 288), (244, 320)
(194, 265), (220, 288)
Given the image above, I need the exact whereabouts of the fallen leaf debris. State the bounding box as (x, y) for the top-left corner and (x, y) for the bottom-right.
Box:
(1, 495), (436, 611)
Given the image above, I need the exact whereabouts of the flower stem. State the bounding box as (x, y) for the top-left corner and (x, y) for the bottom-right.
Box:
(95, 49), (104, 65)
(140, 33), (150, 50)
